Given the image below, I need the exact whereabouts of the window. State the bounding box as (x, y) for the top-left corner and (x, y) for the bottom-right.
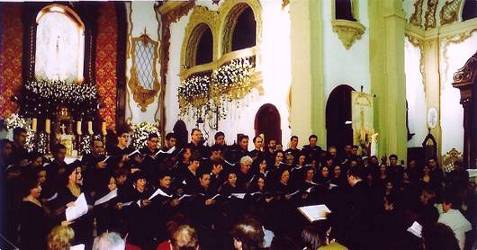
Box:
(34, 5), (85, 82)
(196, 26), (213, 65)
(462, 0), (477, 21)
(231, 6), (256, 51)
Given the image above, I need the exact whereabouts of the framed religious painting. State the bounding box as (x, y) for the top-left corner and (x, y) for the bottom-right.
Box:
(128, 32), (161, 112)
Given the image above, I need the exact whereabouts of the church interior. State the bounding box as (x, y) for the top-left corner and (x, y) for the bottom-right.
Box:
(0, 0), (476, 249)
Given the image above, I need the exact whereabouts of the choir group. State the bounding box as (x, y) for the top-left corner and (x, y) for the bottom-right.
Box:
(1, 126), (475, 250)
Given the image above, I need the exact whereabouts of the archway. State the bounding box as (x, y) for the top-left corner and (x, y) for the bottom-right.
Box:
(326, 85), (354, 154)
(173, 120), (188, 148)
(254, 104), (282, 144)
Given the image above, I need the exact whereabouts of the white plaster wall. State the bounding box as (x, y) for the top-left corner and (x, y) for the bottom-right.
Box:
(322, 1), (371, 105)
(164, 0), (292, 148)
(404, 38), (427, 148)
(440, 31), (477, 155)
(125, 2), (162, 124)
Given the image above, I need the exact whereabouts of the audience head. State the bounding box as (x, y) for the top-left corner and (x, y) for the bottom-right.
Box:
(351, 145), (359, 156)
(92, 232), (125, 250)
(327, 146), (337, 158)
(214, 131), (225, 145)
(190, 128), (202, 144)
(47, 225), (74, 250)
(422, 223), (459, 250)
(171, 224), (199, 250)
(28, 151), (44, 168)
(419, 187), (436, 205)
(231, 217), (264, 250)
(441, 192), (460, 212)
(389, 154), (398, 166)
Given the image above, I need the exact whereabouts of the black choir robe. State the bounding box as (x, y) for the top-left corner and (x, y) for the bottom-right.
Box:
(19, 201), (51, 250)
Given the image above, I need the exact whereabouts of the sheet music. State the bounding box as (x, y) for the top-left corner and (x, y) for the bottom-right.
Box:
(128, 149), (141, 157)
(329, 183), (338, 189)
(65, 193), (88, 222)
(149, 188), (172, 200)
(287, 190), (300, 196)
(407, 221), (423, 238)
(178, 194), (192, 201)
(467, 169), (477, 178)
(229, 193), (246, 199)
(46, 192), (58, 202)
(122, 201), (134, 206)
(297, 205), (331, 222)
(155, 146), (176, 157)
(211, 194), (221, 200)
(101, 155), (111, 163)
(94, 189), (118, 206)
(70, 244), (85, 250)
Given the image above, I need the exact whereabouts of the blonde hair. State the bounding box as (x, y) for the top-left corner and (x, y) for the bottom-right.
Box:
(47, 225), (74, 250)
(171, 224), (199, 250)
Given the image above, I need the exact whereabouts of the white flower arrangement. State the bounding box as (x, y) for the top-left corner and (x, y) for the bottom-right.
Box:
(211, 56), (255, 94)
(25, 79), (97, 104)
(130, 121), (161, 150)
(178, 74), (211, 101)
(5, 113), (35, 152)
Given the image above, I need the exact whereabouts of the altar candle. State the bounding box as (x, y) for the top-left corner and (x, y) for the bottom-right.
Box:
(76, 121), (82, 135)
(101, 122), (107, 135)
(45, 119), (51, 134)
(87, 121), (93, 135)
(31, 118), (37, 132)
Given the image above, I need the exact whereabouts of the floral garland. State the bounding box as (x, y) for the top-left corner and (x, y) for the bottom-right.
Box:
(5, 113), (35, 152)
(130, 121), (161, 150)
(177, 73), (211, 115)
(211, 56), (256, 100)
(20, 79), (99, 120)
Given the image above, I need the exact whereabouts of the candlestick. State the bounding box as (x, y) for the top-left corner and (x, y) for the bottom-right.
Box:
(76, 121), (82, 135)
(31, 118), (37, 132)
(101, 122), (107, 136)
(87, 121), (93, 135)
(45, 119), (51, 134)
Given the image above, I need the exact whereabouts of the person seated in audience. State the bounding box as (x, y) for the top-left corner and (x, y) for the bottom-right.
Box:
(438, 193), (472, 250)
(301, 220), (348, 250)
(422, 223), (460, 250)
(231, 217), (264, 250)
(92, 232), (125, 250)
(47, 225), (75, 250)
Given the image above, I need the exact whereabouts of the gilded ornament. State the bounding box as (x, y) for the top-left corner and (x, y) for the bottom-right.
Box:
(424, 0), (438, 30)
(410, 0), (424, 27)
(440, 0), (462, 26)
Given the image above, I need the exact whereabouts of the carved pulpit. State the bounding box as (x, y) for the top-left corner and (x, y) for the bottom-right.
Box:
(452, 51), (477, 168)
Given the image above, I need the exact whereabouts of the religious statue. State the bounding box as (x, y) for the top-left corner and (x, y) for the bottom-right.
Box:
(54, 105), (76, 157)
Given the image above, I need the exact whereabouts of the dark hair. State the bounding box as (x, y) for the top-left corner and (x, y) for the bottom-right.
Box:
(116, 126), (130, 136)
(147, 133), (159, 140)
(308, 134), (317, 141)
(211, 159), (224, 167)
(290, 136), (298, 141)
(13, 127), (27, 137)
(165, 132), (176, 140)
(209, 144), (223, 153)
(190, 152), (201, 162)
(422, 223), (459, 250)
(52, 144), (66, 153)
(191, 128), (201, 136)
(348, 166), (366, 179)
(389, 154), (398, 160)
(231, 217), (264, 250)
(301, 223), (323, 250)
(214, 131), (225, 140)
(21, 170), (41, 198)
(441, 192), (460, 209)
(28, 151), (43, 162)
(239, 134), (249, 142)
(113, 167), (129, 178)
(253, 135), (262, 143)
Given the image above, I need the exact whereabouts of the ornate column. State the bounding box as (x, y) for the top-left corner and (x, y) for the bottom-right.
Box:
(452, 51), (477, 168)
(369, 0), (407, 160)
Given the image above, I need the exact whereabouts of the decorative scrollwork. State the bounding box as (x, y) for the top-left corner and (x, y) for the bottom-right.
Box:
(440, 0), (462, 26)
(453, 51), (477, 85)
(424, 0), (438, 30)
(410, 0), (424, 27)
